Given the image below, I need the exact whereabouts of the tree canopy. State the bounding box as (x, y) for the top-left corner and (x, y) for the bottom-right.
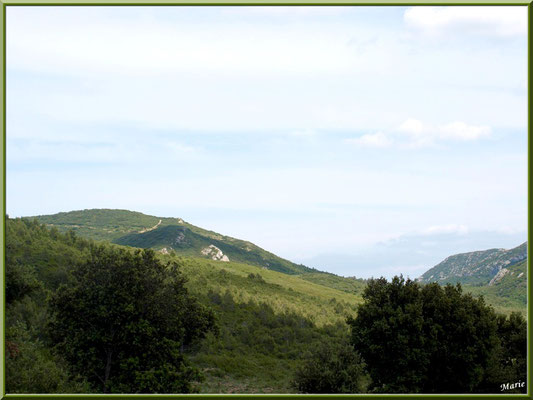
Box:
(293, 340), (366, 393)
(347, 276), (525, 394)
(49, 245), (217, 393)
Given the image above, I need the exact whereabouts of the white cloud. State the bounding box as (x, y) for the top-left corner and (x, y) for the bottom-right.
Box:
(6, 8), (362, 78)
(404, 6), (527, 37)
(7, 7), (526, 132)
(220, 6), (347, 18)
(438, 121), (491, 141)
(7, 137), (201, 164)
(345, 132), (393, 148)
(288, 129), (317, 137)
(399, 118), (424, 136)
(396, 118), (491, 148)
(166, 142), (199, 156)
(421, 224), (469, 236)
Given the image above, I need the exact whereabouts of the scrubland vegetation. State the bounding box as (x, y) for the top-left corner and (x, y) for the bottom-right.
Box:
(5, 217), (527, 394)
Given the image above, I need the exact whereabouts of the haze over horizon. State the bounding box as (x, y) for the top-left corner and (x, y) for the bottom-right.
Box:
(7, 6), (527, 279)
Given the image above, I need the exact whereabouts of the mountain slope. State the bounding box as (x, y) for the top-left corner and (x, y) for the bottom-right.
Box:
(463, 258), (527, 315)
(6, 217), (362, 393)
(31, 209), (315, 275)
(418, 242), (527, 286)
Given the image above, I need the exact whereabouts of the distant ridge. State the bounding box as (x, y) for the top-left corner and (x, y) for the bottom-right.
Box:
(418, 242), (527, 286)
(30, 208), (316, 275)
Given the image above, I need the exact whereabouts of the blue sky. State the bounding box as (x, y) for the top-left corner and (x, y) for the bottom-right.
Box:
(6, 6), (528, 279)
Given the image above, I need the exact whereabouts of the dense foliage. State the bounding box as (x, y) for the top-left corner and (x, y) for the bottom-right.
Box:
(347, 276), (527, 394)
(5, 218), (359, 394)
(6, 218), (93, 393)
(49, 246), (217, 393)
(5, 217), (527, 394)
(293, 340), (367, 393)
(6, 218), (217, 394)
(479, 311), (527, 392)
(190, 288), (353, 393)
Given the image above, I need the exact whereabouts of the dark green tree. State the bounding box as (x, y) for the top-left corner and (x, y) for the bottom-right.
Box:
(49, 245), (217, 393)
(496, 312), (527, 383)
(347, 276), (504, 393)
(6, 261), (40, 304)
(479, 312), (527, 393)
(293, 340), (367, 393)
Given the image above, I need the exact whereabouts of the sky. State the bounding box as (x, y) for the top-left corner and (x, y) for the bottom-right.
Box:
(6, 6), (528, 279)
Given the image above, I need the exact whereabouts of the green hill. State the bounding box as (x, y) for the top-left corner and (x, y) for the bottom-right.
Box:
(417, 242), (527, 316)
(418, 242), (527, 286)
(463, 259), (527, 316)
(6, 217), (362, 393)
(31, 209), (316, 275)
(6, 215), (527, 393)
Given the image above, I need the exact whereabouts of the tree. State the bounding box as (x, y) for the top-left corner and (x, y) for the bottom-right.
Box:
(49, 245), (217, 393)
(496, 312), (527, 383)
(293, 340), (367, 393)
(6, 261), (40, 304)
(479, 312), (527, 393)
(347, 276), (505, 393)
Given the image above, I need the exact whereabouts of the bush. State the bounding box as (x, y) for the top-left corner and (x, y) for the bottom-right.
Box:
(293, 341), (366, 393)
(6, 323), (90, 394)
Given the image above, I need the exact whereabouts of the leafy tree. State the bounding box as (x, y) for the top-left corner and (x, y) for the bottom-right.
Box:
(293, 340), (367, 393)
(6, 261), (40, 304)
(347, 276), (504, 393)
(479, 312), (527, 393)
(497, 312), (527, 382)
(49, 245), (217, 393)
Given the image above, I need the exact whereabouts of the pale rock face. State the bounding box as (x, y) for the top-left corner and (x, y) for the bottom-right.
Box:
(489, 268), (510, 286)
(201, 244), (230, 262)
(173, 232), (185, 245)
(160, 247), (169, 255)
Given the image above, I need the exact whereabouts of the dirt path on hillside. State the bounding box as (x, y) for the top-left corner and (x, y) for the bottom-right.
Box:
(138, 219), (162, 233)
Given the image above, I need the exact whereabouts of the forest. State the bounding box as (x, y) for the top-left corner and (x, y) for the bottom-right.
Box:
(5, 217), (527, 394)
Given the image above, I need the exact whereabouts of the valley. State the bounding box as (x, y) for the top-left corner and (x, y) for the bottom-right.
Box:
(5, 209), (528, 394)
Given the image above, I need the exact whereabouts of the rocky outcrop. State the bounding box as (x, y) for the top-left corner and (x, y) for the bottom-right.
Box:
(201, 245), (230, 262)
(488, 267), (510, 286)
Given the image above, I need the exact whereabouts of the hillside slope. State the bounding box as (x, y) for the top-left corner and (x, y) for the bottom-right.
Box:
(6, 217), (362, 393)
(31, 209), (316, 275)
(417, 242), (527, 316)
(463, 258), (527, 316)
(418, 242), (527, 286)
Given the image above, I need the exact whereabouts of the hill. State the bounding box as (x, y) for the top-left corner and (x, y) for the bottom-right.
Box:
(417, 242), (527, 316)
(6, 216), (526, 393)
(417, 242), (527, 286)
(6, 217), (363, 393)
(30, 209), (316, 275)
(463, 258), (527, 316)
